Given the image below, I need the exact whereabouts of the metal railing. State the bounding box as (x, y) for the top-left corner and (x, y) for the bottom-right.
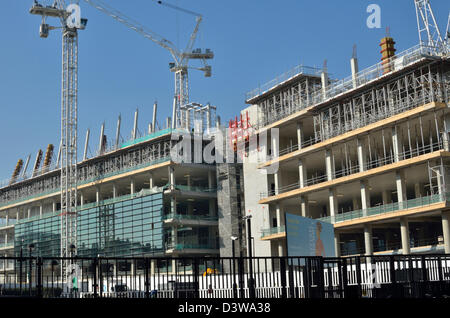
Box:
(1, 254), (450, 299)
(260, 226), (286, 238)
(254, 44), (444, 130)
(163, 213), (218, 222)
(319, 192), (448, 224)
(246, 65), (322, 101)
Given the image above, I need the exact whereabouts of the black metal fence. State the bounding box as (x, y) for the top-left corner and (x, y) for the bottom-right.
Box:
(1, 254), (450, 299)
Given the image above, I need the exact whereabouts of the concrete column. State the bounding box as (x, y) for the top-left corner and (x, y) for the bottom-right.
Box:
(357, 138), (367, 172)
(274, 172), (282, 195)
(414, 182), (423, 198)
(16, 211), (19, 222)
(298, 159), (307, 188)
(300, 196), (308, 218)
(275, 204), (284, 228)
(5, 233), (7, 244)
(112, 183), (117, 198)
(296, 122), (304, 149)
(172, 227), (178, 248)
(39, 204), (43, 218)
(186, 175), (192, 191)
(382, 190), (392, 205)
(148, 173), (154, 190)
(360, 180), (371, 216)
(130, 178), (135, 195)
(392, 126), (403, 162)
(400, 217), (411, 254)
(442, 210), (450, 254)
(325, 149), (335, 181)
(96, 186), (101, 203)
(5, 213), (8, 225)
(396, 170), (407, 209)
(334, 232), (341, 257)
(79, 191), (84, 207)
(443, 114), (450, 151)
(278, 241), (285, 257)
(150, 259), (156, 275)
(364, 224), (373, 256)
(328, 188), (338, 219)
(271, 131), (279, 158)
(169, 166), (175, 189)
(52, 200), (57, 212)
(27, 208), (31, 219)
(351, 56), (359, 89)
(208, 170), (214, 189)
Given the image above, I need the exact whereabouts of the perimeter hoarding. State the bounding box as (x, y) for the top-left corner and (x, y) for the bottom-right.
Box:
(285, 213), (336, 257)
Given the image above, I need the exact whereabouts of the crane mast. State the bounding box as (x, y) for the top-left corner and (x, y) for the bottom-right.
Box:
(30, 0), (86, 280)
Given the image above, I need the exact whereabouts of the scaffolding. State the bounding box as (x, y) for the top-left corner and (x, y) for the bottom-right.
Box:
(251, 44), (447, 130)
(0, 138), (172, 208)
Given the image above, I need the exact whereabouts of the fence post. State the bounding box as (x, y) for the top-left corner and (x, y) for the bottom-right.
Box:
(288, 258), (295, 298)
(304, 258), (311, 298)
(36, 257), (43, 298)
(341, 258), (348, 298)
(389, 255), (397, 297)
(317, 257), (325, 298)
(93, 257), (98, 298)
(279, 257), (287, 299)
(238, 257), (245, 298)
(193, 258), (199, 299)
(355, 257), (362, 298)
(145, 258), (150, 298)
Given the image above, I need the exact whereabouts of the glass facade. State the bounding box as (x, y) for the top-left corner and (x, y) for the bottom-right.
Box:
(15, 192), (164, 258)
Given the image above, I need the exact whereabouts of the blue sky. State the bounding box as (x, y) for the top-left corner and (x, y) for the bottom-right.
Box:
(0, 0), (448, 180)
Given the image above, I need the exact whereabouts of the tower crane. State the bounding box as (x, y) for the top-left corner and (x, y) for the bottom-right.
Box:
(83, 0), (214, 129)
(29, 0), (87, 279)
(414, 0), (448, 53)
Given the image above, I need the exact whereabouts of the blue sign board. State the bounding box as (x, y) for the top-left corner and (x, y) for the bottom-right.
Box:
(285, 213), (335, 257)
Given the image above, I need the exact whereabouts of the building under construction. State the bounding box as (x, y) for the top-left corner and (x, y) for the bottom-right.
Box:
(242, 36), (450, 258)
(1, 1), (450, 276)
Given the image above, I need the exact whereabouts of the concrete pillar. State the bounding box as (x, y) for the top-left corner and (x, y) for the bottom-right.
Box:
(300, 196), (308, 217)
(208, 170), (214, 189)
(351, 56), (359, 89)
(275, 204), (284, 228)
(400, 217), (411, 254)
(364, 224), (373, 256)
(148, 173), (154, 190)
(271, 131), (279, 158)
(16, 211), (19, 222)
(130, 178), (135, 195)
(442, 210), (450, 254)
(27, 208), (31, 219)
(392, 126), (403, 162)
(321, 70), (329, 99)
(150, 259), (156, 275)
(39, 205), (43, 218)
(79, 191), (84, 207)
(186, 175), (192, 191)
(52, 200), (57, 212)
(278, 241), (285, 257)
(360, 180), (371, 216)
(296, 122), (304, 149)
(443, 114), (450, 151)
(382, 190), (392, 205)
(112, 183), (117, 198)
(357, 138), (367, 172)
(334, 232), (341, 257)
(274, 172), (282, 195)
(396, 170), (407, 209)
(5, 213), (8, 225)
(414, 182), (424, 198)
(325, 149), (335, 181)
(298, 159), (307, 188)
(172, 227), (178, 248)
(96, 186), (101, 203)
(328, 188), (338, 219)
(169, 166), (175, 189)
